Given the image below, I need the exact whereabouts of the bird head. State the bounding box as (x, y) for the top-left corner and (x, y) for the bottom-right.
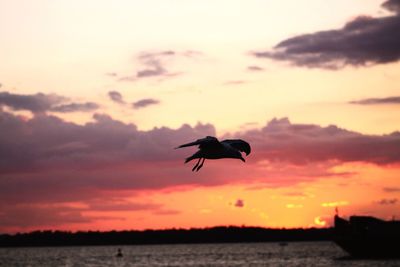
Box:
(232, 150), (246, 162)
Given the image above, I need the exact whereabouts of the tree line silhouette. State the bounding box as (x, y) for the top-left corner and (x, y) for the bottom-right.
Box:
(0, 226), (333, 247)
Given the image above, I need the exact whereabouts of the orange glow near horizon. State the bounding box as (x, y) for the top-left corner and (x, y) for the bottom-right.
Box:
(3, 162), (398, 234)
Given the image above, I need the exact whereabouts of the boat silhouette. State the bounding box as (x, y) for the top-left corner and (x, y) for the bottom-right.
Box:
(334, 214), (400, 258)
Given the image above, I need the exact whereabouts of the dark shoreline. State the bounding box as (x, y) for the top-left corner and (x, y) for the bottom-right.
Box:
(0, 226), (332, 247)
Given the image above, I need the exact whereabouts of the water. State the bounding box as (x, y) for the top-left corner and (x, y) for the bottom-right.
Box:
(0, 242), (399, 267)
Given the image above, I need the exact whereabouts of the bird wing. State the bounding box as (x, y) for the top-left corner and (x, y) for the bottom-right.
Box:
(221, 139), (251, 155)
(175, 136), (221, 150)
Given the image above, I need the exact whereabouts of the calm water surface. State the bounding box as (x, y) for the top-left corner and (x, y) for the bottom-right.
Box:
(1, 242), (399, 267)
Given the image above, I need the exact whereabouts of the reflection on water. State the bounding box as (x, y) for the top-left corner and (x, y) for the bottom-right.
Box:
(0, 242), (398, 267)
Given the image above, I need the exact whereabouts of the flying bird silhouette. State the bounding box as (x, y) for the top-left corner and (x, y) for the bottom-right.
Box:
(175, 136), (251, 171)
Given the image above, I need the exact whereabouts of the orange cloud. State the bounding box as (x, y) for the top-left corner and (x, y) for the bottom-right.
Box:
(286, 204), (303, 209)
(321, 201), (349, 207)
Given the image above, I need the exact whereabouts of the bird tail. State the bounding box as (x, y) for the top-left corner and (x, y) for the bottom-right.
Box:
(185, 152), (204, 163)
(184, 156), (196, 164)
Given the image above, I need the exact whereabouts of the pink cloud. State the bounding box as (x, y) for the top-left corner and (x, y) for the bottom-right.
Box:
(1, 109), (400, 229)
(232, 118), (400, 165)
(0, 204), (119, 229)
(2, 112), (400, 203)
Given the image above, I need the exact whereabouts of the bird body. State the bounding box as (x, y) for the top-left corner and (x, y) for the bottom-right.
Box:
(175, 136), (251, 171)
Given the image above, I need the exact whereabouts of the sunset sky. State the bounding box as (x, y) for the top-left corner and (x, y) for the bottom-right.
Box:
(1, 0), (400, 233)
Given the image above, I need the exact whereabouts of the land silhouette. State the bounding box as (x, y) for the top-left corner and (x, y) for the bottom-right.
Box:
(0, 226), (332, 247)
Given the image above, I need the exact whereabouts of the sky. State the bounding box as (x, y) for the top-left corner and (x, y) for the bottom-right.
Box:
(0, 0), (400, 233)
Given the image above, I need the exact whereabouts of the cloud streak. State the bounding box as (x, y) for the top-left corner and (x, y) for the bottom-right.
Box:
(50, 102), (99, 113)
(0, 91), (66, 113)
(0, 91), (99, 113)
(132, 98), (160, 109)
(223, 80), (248, 86)
(247, 65), (264, 72)
(383, 187), (400, 192)
(0, 204), (111, 228)
(350, 96), (400, 105)
(108, 91), (160, 109)
(119, 50), (182, 82)
(376, 198), (398, 205)
(253, 0), (400, 69)
(108, 91), (125, 104)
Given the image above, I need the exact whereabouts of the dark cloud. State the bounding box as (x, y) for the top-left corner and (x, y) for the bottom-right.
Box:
(234, 199), (244, 208)
(0, 91), (99, 113)
(350, 96), (400, 105)
(136, 69), (165, 78)
(50, 102), (99, 113)
(141, 50), (176, 58)
(224, 80), (247, 86)
(234, 117), (400, 165)
(0, 109), (217, 204)
(108, 91), (159, 109)
(137, 62), (167, 78)
(247, 65), (264, 72)
(117, 50), (202, 82)
(108, 90), (125, 104)
(132, 98), (160, 109)
(253, 0), (400, 69)
(382, 0), (400, 13)
(153, 209), (181, 216)
(376, 198), (398, 205)
(0, 91), (66, 113)
(383, 187), (400, 192)
(119, 50), (180, 81)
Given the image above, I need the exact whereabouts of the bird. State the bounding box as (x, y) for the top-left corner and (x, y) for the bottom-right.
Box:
(175, 136), (251, 171)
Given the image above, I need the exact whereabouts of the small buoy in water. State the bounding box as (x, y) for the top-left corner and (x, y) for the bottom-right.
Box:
(116, 248), (123, 257)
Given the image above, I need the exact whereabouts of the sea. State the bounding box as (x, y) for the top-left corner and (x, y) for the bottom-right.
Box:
(0, 242), (399, 267)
